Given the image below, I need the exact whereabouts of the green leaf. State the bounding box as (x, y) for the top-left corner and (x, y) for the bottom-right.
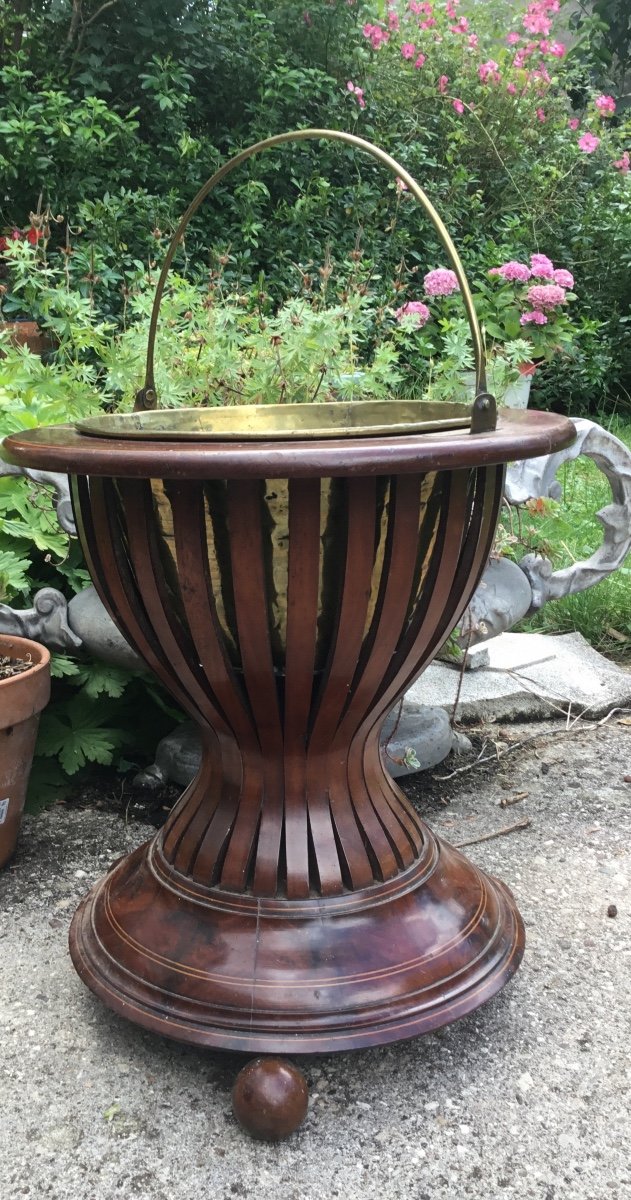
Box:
(50, 654), (81, 679)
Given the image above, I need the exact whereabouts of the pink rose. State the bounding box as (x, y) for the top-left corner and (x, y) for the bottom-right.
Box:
(578, 132), (601, 153)
(595, 94), (616, 116)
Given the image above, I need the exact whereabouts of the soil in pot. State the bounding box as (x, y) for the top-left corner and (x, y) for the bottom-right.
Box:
(0, 635), (51, 868)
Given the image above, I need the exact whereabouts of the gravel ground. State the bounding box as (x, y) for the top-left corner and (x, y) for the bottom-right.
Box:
(1, 718), (630, 1200)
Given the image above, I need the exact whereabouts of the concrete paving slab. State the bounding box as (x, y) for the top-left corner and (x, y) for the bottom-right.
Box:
(1, 719), (630, 1200)
(410, 632), (631, 723)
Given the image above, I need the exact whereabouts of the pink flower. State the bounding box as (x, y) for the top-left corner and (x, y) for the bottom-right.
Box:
(536, 107), (546, 122)
(493, 260), (531, 283)
(449, 17), (468, 34)
(595, 94), (616, 116)
(414, 53), (426, 68)
(388, 9), (400, 30)
(401, 41), (416, 58)
(613, 151), (630, 174)
(527, 283), (567, 309)
(479, 59), (500, 84)
(523, 4), (552, 37)
(520, 310), (548, 326)
(395, 300), (431, 327)
(539, 40), (550, 53)
(396, 177), (409, 192)
(362, 22), (389, 49)
(424, 267), (459, 296)
(420, 16), (436, 29)
(506, 32), (520, 45)
(552, 269), (574, 289)
(530, 253), (555, 278)
(507, 82), (517, 95)
(467, 33), (478, 49)
(438, 74), (449, 94)
(568, 117), (580, 131)
(549, 41), (566, 57)
(578, 132), (601, 153)
(452, 98), (465, 114)
(346, 82), (365, 108)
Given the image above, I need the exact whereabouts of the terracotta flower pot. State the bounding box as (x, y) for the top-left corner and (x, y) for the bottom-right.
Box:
(0, 634), (51, 868)
(0, 320), (53, 357)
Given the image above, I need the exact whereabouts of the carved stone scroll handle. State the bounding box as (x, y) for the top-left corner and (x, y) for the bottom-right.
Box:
(0, 460), (76, 535)
(505, 418), (631, 610)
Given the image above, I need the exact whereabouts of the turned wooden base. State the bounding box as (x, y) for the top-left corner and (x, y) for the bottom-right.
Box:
(69, 818), (524, 1055)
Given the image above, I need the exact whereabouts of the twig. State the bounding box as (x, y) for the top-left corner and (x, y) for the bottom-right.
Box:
(500, 791), (529, 808)
(450, 624), (473, 727)
(453, 817), (531, 849)
(433, 704), (631, 781)
(384, 698), (405, 763)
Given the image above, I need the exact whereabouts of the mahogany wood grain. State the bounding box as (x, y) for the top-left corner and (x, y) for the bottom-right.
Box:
(0, 413), (576, 1055)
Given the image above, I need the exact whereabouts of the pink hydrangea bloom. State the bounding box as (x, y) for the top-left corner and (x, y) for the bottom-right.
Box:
(494, 261), (531, 282)
(613, 151), (630, 174)
(415, 53), (426, 68)
(568, 117), (580, 131)
(424, 267), (459, 296)
(452, 98), (465, 114)
(595, 94), (616, 116)
(578, 132), (600, 153)
(438, 74), (449, 94)
(479, 59), (500, 84)
(527, 283), (567, 309)
(506, 32), (520, 45)
(520, 310), (548, 325)
(395, 300), (431, 327)
(530, 253), (555, 278)
(549, 41), (566, 57)
(401, 42), (416, 58)
(552, 269), (574, 289)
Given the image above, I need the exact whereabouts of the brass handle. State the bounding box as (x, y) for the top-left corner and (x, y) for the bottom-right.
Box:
(135, 128), (489, 413)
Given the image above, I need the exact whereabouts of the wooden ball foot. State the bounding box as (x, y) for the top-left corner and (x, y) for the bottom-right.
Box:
(232, 1057), (309, 1141)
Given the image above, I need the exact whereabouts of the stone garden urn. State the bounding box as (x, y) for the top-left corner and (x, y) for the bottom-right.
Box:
(1, 130), (575, 1139)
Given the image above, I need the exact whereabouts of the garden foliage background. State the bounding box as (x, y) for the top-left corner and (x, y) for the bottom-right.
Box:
(0, 0), (630, 793)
